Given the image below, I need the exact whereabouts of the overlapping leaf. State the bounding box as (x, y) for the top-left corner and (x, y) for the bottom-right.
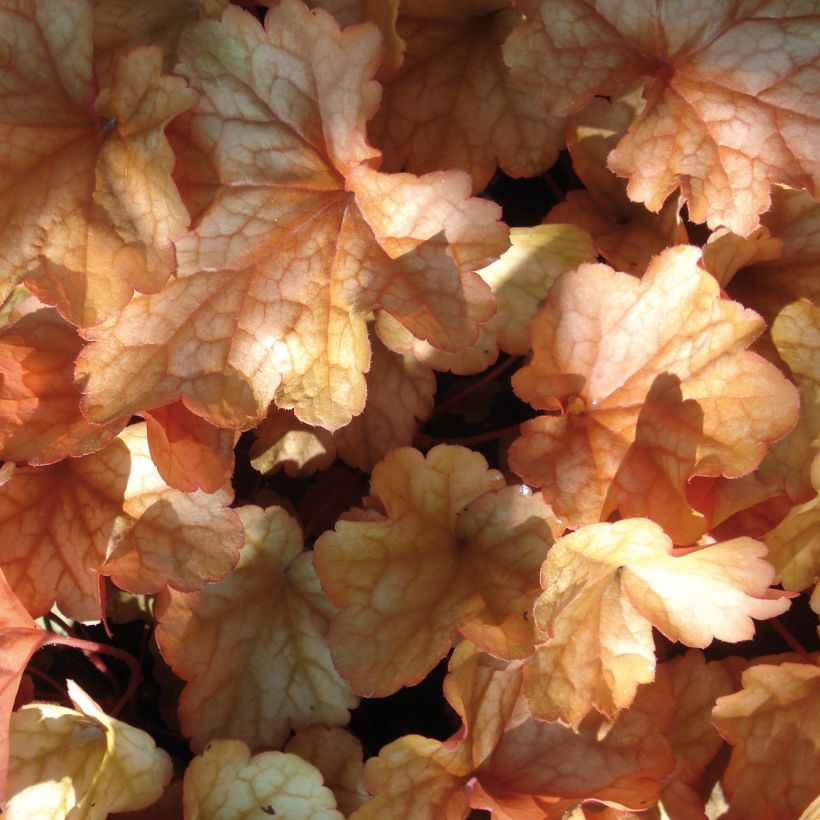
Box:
(4, 681), (172, 819)
(0, 0), (195, 325)
(504, 1), (820, 236)
(314, 445), (554, 696)
(523, 519), (790, 725)
(156, 505), (357, 752)
(712, 662), (820, 820)
(0, 423), (242, 619)
(183, 739), (343, 820)
(366, 0), (564, 191)
(508, 245), (800, 543)
(76, 0), (507, 432)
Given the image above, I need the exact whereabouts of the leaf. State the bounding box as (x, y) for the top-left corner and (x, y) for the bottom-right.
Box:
(508, 245), (800, 544)
(712, 662), (820, 820)
(4, 680), (172, 819)
(252, 410), (338, 478)
(0, 569), (47, 804)
(143, 401), (236, 493)
(314, 445), (554, 696)
(155, 505), (357, 752)
(367, 2), (564, 191)
(183, 739), (343, 820)
(0, 423), (243, 619)
(524, 519), (790, 724)
(0, 1), (195, 325)
(285, 727), (368, 817)
(76, 1), (506, 431)
(544, 88), (687, 275)
(0, 308), (126, 464)
(504, 1), (820, 236)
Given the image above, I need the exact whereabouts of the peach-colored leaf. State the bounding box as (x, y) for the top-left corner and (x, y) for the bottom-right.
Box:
(525, 519), (790, 725)
(0, 308), (126, 464)
(765, 454), (820, 593)
(504, 1), (820, 237)
(156, 505), (357, 753)
(701, 226), (783, 289)
(376, 223), (596, 372)
(368, 2), (564, 192)
(0, 569), (47, 804)
(508, 245), (800, 544)
(712, 662), (820, 820)
(5, 680), (172, 819)
(0, 1), (195, 325)
(0, 422), (242, 620)
(183, 739), (343, 820)
(76, 1), (506, 432)
(314, 445), (554, 696)
(143, 401), (235, 493)
(545, 88), (687, 274)
(285, 727), (368, 817)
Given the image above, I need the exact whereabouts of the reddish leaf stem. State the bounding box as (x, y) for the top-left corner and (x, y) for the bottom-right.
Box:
(416, 424), (521, 448)
(42, 634), (142, 717)
(769, 616), (810, 660)
(431, 355), (523, 418)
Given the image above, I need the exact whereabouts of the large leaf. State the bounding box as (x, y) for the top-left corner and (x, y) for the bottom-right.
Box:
(524, 518), (790, 725)
(504, 1), (820, 236)
(0, 423), (242, 619)
(0, 0), (195, 325)
(508, 245), (800, 544)
(314, 445), (554, 696)
(76, 0), (507, 431)
(5, 681), (172, 819)
(156, 505), (357, 752)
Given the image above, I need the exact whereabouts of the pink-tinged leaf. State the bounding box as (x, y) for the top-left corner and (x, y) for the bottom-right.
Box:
(712, 662), (820, 820)
(524, 519), (790, 725)
(504, 1), (820, 237)
(155, 505), (357, 752)
(0, 423), (242, 620)
(0, 1), (195, 326)
(5, 681), (172, 819)
(0, 309), (126, 464)
(142, 401), (235, 493)
(76, 1), (506, 432)
(314, 446), (554, 696)
(508, 245), (800, 544)
(183, 739), (343, 820)
(285, 727), (368, 817)
(0, 569), (47, 804)
(368, 2), (564, 192)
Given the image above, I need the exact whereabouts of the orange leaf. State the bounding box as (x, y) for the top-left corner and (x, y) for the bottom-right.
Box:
(712, 662), (820, 820)
(0, 309), (126, 464)
(508, 245), (800, 543)
(368, 2), (564, 191)
(314, 446), (554, 696)
(76, 1), (506, 431)
(142, 401), (235, 493)
(0, 1), (194, 325)
(0, 423), (242, 619)
(155, 505), (357, 752)
(524, 519), (790, 724)
(504, 1), (820, 236)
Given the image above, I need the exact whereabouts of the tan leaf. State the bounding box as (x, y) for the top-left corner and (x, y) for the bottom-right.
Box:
(76, 1), (505, 431)
(504, 1), (820, 236)
(251, 410), (338, 478)
(0, 423), (243, 619)
(712, 662), (820, 820)
(314, 446), (553, 695)
(525, 519), (790, 724)
(155, 505), (357, 752)
(183, 739), (343, 819)
(508, 245), (800, 544)
(0, 309), (126, 464)
(5, 681), (172, 819)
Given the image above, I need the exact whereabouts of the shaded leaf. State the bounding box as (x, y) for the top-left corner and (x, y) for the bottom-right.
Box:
(156, 505), (357, 752)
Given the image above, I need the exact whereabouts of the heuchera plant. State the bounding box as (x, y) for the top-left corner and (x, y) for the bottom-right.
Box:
(0, 0), (818, 817)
